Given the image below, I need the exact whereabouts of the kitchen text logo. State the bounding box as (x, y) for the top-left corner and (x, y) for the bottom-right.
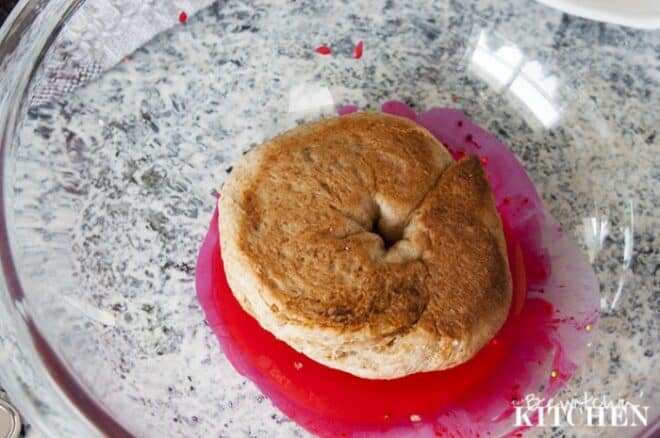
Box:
(515, 393), (649, 428)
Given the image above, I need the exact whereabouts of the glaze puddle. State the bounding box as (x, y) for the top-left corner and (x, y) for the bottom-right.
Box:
(196, 102), (599, 437)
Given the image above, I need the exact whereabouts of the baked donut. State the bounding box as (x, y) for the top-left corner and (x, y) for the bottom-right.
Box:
(219, 112), (512, 379)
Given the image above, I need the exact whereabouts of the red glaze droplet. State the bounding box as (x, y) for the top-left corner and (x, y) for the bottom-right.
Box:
(353, 40), (364, 59)
(338, 104), (359, 115)
(178, 11), (188, 23)
(465, 133), (483, 149)
(480, 156), (490, 166)
(315, 45), (332, 55)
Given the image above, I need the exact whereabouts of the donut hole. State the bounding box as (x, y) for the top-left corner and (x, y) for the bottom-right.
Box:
(367, 196), (425, 263)
(368, 201), (404, 249)
(370, 213), (402, 249)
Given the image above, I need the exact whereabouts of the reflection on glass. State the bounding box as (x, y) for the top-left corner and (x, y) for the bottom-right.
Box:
(582, 211), (610, 263)
(468, 29), (560, 128)
(469, 30), (523, 90)
(288, 83), (334, 114)
(609, 200), (635, 311)
(510, 61), (560, 127)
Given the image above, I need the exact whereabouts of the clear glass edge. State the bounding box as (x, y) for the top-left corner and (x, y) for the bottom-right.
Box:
(0, 0), (118, 436)
(0, 1), (656, 437)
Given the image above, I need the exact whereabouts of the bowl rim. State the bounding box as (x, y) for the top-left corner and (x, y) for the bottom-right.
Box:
(0, 0), (132, 436)
(0, 1), (657, 437)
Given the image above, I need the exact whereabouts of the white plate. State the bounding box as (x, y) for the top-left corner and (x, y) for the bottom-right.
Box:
(537, 0), (660, 29)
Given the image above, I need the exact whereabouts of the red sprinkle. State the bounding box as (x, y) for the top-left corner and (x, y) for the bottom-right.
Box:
(480, 156), (489, 166)
(353, 40), (364, 59)
(315, 45), (332, 55)
(179, 11), (188, 23)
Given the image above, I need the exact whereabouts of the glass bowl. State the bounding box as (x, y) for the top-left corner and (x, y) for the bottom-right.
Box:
(0, 1), (657, 437)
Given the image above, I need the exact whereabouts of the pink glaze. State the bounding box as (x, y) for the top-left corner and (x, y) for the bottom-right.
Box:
(195, 101), (599, 436)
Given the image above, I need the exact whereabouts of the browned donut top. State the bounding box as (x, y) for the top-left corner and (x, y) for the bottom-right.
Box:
(223, 112), (511, 348)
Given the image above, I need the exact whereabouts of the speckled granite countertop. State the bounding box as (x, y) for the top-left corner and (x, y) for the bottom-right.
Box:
(2, 0), (658, 437)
